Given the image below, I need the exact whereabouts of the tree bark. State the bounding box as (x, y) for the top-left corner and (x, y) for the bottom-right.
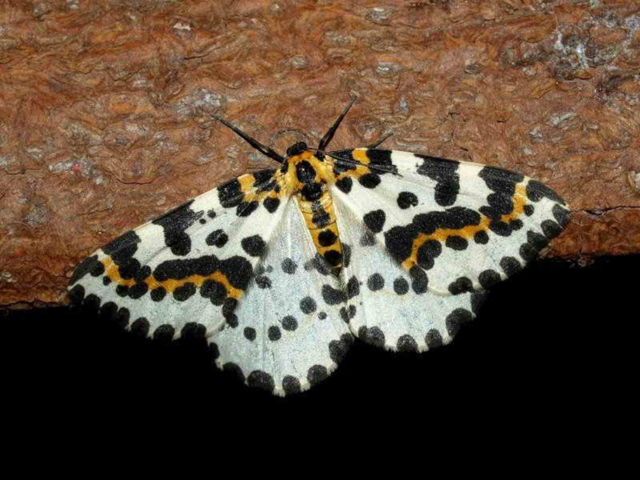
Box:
(1, 0), (639, 307)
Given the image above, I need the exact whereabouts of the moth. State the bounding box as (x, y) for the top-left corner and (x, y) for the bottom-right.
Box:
(68, 98), (570, 395)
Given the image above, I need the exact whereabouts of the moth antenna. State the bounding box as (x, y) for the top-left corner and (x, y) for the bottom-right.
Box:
(367, 132), (393, 149)
(212, 115), (285, 164)
(317, 97), (357, 152)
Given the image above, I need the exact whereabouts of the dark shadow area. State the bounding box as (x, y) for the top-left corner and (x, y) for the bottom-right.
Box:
(3, 255), (633, 429)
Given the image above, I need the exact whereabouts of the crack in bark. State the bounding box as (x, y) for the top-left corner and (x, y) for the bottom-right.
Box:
(573, 206), (640, 216)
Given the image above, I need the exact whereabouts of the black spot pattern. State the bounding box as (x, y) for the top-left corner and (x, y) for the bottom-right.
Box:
(255, 275), (272, 289)
(446, 308), (474, 337)
(174, 283), (196, 301)
(478, 269), (501, 289)
(131, 318), (150, 338)
(445, 235), (468, 251)
(241, 235), (266, 257)
(367, 273), (384, 291)
(526, 179), (566, 205)
(347, 276), (360, 299)
(318, 230), (338, 247)
(524, 204), (535, 216)
(359, 173), (381, 189)
(385, 207), (481, 266)
(321, 284), (346, 305)
(244, 327), (256, 341)
(358, 326), (385, 347)
(282, 316), (298, 331)
(307, 365), (328, 386)
(247, 371), (275, 393)
(263, 197), (280, 213)
(397, 191), (419, 209)
(152, 200), (203, 256)
(151, 287), (166, 302)
(360, 232), (376, 247)
(336, 177), (352, 194)
(393, 277), (409, 295)
(397, 335), (418, 352)
(425, 329), (443, 349)
(552, 204), (570, 227)
(181, 322), (206, 340)
(206, 229), (228, 248)
(69, 255), (104, 285)
(329, 334), (354, 363)
(200, 280), (226, 305)
(281, 258), (298, 274)
(541, 220), (562, 239)
(474, 230), (489, 245)
(300, 297), (317, 314)
(218, 179), (242, 208)
(416, 155), (460, 206)
(268, 326), (281, 341)
(500, 256), (522, 277)
(114, 308), (130, 328)
(363, 210), (386, 233)
(448, 277), (474, 295)
(342, 243), (352, 268)
(282, 376), (302, 395)
(409, 266), (428, 294)
(153, 324), (175, 343)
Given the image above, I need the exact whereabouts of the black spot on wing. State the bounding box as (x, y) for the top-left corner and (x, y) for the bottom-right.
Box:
(416, 154), (460, 206)
(263, 197), (280, 213)
(218, 179), (243, 208)
(321, 284), (346, 305)
(281, 258), (297, 274)
(206, 229), (228, 248)
(70, 255), (104, 285)
(282, 376), (301, 395)
(237, 200), (259, 217)
(358, 326), (385, 348)
(241, 235), (266, 257)
(397, 335), (418, 353)
(526, 179), (566, 205)
(336, 177), (352, 194)
(358, 173), (381, 189)
(152, 200), (203, 256)
(445, 308), (473, 337)
(397, 191), (418, 209)
(300, 297), (317, 314)
(365, 149), (397, 174)
(329, 334), (354, 364)
(363, 210), (386, 233)
(307, 365), (328, 386)
(425, 329), (443, 349)
(247, 371), (275, 393)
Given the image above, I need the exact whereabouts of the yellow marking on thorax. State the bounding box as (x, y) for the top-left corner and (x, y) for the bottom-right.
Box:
(101, 257), (243, 300)
(402, 183), (529, 270)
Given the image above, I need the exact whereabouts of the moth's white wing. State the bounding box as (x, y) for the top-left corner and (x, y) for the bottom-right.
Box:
(330, 149), (570, 295)
(210, 198), (353, 396)
(68, 170), (286, 340)
(332, 185), (486, 350)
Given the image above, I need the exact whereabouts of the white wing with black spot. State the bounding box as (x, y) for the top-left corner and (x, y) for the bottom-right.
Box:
(332, 186), (486, 351)
(68, 170), (286, 341)
(210, 198), (353, 396)
(330, 149), (570, 296)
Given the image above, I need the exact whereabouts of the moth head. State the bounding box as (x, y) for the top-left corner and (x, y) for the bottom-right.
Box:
(286, 142), (309, 158)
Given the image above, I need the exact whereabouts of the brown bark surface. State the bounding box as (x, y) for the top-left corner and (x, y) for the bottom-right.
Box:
(1, 0), (639, 307)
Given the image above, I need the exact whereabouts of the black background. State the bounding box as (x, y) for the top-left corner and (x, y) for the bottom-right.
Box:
(4, 255), (633, 430)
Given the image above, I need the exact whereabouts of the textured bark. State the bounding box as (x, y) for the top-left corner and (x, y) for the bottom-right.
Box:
(1, 0), (639, 307)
